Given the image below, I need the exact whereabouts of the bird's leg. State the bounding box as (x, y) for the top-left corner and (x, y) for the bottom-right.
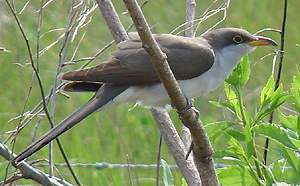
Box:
(172, 94), (200, 160)
(183, 108), (200, 160)
(171, 93), (194, 114)
(175, 94), (200, 128)
(185, 141), (194, 160)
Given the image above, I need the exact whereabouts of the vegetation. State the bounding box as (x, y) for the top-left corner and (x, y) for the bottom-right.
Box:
(0, 0), (299, 185)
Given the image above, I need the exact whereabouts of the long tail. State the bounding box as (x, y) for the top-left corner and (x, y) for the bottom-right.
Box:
(14, 84), (128, 163)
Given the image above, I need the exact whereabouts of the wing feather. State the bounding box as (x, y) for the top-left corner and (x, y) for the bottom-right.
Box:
(62, 34), (215, 86)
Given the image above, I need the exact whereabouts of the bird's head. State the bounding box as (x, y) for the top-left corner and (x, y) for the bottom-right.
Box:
(202, 27), (277, 51)
(201, 27), (277, 64)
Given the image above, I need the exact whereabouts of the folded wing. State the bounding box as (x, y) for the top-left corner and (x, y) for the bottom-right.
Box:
(62, 34), (215, 90)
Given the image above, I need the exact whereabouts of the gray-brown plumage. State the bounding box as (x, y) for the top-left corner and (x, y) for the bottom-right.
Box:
(62, 33), (215, 89)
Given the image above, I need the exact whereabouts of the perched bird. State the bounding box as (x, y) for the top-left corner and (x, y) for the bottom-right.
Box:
(14, 27), (277, 162)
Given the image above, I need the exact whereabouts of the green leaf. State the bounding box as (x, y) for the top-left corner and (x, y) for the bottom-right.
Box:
(224, 84), (243, 120)
(254, 84), (291, 125)
(239, 55), (251, 86)
(226, 55), (251, 91)
(225, 83), (238, 105)
(275, 125), (300, 148)
(161, 159), (173, 186)
(279, 112), (298, 131)
(298, 116), (300, 140)
(181, 178), (188, 186)
(214, 150), (240, 160)
(275, 146), (300, 176)
(253, 155), (276, 185)
(260, 76), (275, 108)
(243, 107), (252, 125)
(272, 159), (285, 182)
(217, 166), (256, 186)
(253, 124), (299, 151)
(245, 123), (254, 158)
(209, 101), (235, 111)
(205, 121), (238, 141)
(291, 68), (300, 112)
(227, 136), (245, 156)
(226, 129), (245, 141)
(269, 90), (291, 111)
(279, 113), (300, 144)
(258, 91), (291, 121)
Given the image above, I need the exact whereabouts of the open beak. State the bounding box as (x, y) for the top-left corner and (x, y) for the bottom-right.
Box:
(247, 35), (278, 47)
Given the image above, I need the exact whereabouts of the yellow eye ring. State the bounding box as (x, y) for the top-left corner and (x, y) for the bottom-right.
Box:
(233, 35), (243, 43)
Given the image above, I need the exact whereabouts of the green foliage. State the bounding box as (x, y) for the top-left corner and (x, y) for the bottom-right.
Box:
(275, 147), (300, 177)
(253, 124), (299, 151)
(254, 77), (291, 125)
(161, 159), (174, 186)
(291, 68), (300, 112)
(217, 166), (257, 186)
(204, 121), (239, 141)
(212, 56), (300, 185)
(181, 178), (188, 186)
(226, 55), (251, 92)
(1, 0), (300, 185)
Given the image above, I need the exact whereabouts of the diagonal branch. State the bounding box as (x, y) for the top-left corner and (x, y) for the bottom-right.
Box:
(0, 143), (72, 186)
(122, 0), (219, 185)
(96, 0), (201, 185)
(96, 0), (129, 43)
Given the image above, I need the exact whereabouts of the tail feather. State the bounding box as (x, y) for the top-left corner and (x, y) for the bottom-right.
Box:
(63, 82), (103, 92)
(14, 84), (128, 163)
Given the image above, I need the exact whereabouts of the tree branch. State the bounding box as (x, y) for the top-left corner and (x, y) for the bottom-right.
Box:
(150, 109), (201, 185)
(0, 143), (72, 186)
(96, 0), (201, 185)
(184, 0), (196, 37)
(122, 0), (219, 185)
(96, 0), (129, 43)
(181, 0), (196, 154)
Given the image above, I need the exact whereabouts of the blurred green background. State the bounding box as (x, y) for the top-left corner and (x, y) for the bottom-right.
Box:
(0, 0), (299, 185)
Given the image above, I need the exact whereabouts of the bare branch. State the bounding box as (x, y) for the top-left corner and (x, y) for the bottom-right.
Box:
(122, 0), (219, 185)
(182, 0), (196, 155)
(0, 143), (73, 186)
(97, 0), (201, 184)
(96, 0), (129, 43)
(150, 109), (201, 185)
(184, 0), (196, 37)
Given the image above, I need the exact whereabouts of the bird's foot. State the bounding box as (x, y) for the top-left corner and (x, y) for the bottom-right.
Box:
(185, 141), (194, 160)
(171, 94), (194, 114)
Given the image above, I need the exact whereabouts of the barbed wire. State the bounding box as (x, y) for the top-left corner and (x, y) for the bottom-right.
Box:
(6, 161), (291, 170)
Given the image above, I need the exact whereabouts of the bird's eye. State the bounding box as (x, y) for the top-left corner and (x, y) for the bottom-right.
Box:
(233, 35), (243, 43)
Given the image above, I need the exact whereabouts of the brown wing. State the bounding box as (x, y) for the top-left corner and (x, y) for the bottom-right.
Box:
(61, 34), (215, 85)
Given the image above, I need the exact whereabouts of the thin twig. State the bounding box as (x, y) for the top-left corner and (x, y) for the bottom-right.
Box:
(156, 134), (163, 186)
(263, 0), (287, 165)
(170, 0), (230, 36)
(125, 155), (134, 186)
(48, 1), (83, 184)
(4, 1), (63, 185)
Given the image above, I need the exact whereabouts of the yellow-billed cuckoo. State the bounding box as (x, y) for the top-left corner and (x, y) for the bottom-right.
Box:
(14, 27), (277, 163)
